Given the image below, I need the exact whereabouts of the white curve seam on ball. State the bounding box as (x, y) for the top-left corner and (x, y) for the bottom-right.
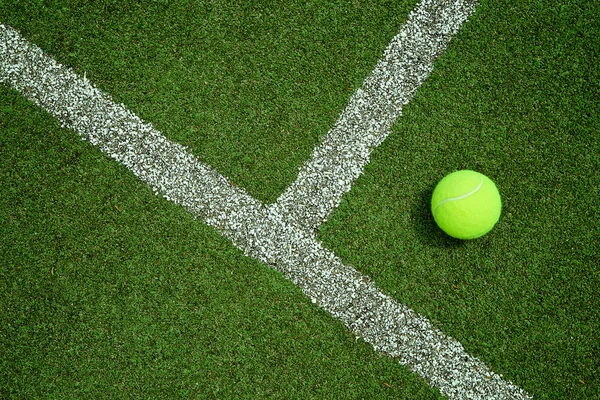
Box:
(433, 175), (483, 217)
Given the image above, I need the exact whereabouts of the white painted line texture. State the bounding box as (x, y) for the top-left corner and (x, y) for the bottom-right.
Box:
(0, 12), (531, 400)
(0, 24), (262, 236)
(272, 0), (480, 233)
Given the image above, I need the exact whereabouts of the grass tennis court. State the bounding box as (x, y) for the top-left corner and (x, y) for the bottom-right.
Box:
(1, 0), (598, 398)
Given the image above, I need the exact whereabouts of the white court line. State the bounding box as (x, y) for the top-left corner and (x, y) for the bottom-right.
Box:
(272, 0), (480, 233)
(0, 14), (531, 400)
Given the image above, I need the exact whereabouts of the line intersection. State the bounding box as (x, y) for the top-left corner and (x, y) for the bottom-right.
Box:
(1, 3), (531, 397)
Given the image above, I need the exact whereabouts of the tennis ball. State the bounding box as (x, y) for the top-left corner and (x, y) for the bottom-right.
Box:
(431, 170), (501, 239)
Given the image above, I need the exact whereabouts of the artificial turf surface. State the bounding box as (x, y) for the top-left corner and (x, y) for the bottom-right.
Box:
(0, 89), (439, 399)
(1, 0), (599, 399)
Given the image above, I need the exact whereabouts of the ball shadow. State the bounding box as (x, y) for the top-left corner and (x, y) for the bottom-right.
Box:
(411, 186), (464, 248)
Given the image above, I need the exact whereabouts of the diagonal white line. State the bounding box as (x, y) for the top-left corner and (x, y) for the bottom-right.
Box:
(272, 0), (480, 233)
(1, 19), (531, 400)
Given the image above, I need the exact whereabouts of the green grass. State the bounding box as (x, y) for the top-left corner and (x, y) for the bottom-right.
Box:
(0, 88), (440, 398)
(320, 0), (599, 398)
(0, 0), (415, 203)
(1, 0), (599, 399)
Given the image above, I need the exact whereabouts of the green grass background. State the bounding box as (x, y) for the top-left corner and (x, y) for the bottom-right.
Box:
(1, 0), (599, 399)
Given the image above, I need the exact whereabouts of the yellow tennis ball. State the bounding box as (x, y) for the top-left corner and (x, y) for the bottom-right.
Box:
(431, 170), (502, 239)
